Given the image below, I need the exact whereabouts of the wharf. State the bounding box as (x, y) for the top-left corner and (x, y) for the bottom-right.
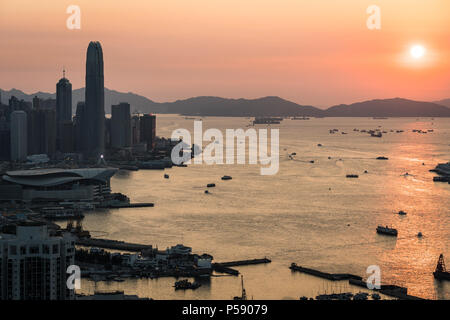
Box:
(107, 202), (154, 208)
(212, 257), (271, 276)
(349, 279), (424, 300)
(76, 238), (152, 252)
(289, 263), (362, 281)
(215, 258), (271, 267)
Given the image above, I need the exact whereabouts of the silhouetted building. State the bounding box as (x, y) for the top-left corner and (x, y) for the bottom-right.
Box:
(27, 108), (56, 157)
(84, 41), (105, 158)
(56, 73), (72, 151)
(0, 222), (75, 300)
(60, 121), (74, 153)
(131, 115), (140, 145)
(140, 114), (156, 151)
(74, 102), (87, 154)
(111, 103), (131, 148)
(32, 96), (41, 110)
(10, 111), (27, 161)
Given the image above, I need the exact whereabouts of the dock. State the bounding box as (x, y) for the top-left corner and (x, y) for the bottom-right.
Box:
(215, 258), (271, 267)
(289, 263), (362, 281)
(76, 238), (152, 252)
(106, 203), (154, 209)
(212, 257), (271, 276)
(349, 279), (424, 300)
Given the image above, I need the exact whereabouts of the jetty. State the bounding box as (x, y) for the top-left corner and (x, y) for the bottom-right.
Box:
(290, 263), (425, 300)
(76, 238), (152, 252)
(289, 263), (362, 281)
(212, 257), (271, 276)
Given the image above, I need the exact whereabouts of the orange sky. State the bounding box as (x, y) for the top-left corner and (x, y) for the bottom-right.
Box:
(1, 0), (449, 106)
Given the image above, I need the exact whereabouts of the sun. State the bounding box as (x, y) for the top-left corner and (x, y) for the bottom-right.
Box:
(410, 45), (426, 59)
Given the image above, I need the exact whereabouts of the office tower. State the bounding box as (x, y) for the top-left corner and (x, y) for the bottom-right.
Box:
(32, 96), (41, 110)
(140, 114), (156, 151)
(0, 221), (75, 300)
(85, 41), (105, 158)
(56, 72), (72, 151)
(111, 102), (131, 148)
(74, 102), (87, 153)
(27, 109), (56, 157)
(131, 115), (140, 145)
(10, 111), (27, 161)
(60, 121), (74, 153)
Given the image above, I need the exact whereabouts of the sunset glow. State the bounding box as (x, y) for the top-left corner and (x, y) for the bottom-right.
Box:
(0, 0), (449, 106)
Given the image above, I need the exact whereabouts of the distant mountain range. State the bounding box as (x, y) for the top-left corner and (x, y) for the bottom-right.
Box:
(1, 88), (450, 117)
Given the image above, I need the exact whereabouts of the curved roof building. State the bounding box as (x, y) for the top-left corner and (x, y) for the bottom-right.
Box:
(0, 168), (117, 202)
(3, 168), (117, 187)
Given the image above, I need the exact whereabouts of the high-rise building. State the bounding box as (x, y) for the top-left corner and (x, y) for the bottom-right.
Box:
(111, 102), (131, 148)
(10, 111), (27, 161)
(74, 102), (87, 154)
(84, 41), (105, 158)
(60, 121), (74, 153)
(27, 108), (56, 157)
(140, 114), (156, 151)
(131, 115), (140, 145)
(56, 72), (72, 151)
(0, 221), (75, 300)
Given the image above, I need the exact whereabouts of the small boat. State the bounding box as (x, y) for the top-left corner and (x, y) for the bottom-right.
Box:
(376, 156), (389, 160)
(164, 174), (169, 179)
(221, 175), (232, 180)
(371, 293), (381, 300)
(346, 174), (359, 178)
(398, 210), (407, 216)
(376, 225), (398, 236)
(204, 190), (210, 194)
(207, 183), (216, 188)
(174, 279), (201, 290)
(371, 132), (382, 138)
(417, 232), (423, 238)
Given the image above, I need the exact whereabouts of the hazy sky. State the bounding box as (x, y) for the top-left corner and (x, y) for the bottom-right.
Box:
(1, 0), (449, 106)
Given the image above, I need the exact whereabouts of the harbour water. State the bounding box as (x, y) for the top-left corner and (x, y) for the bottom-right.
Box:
(76, 115), (450, 300)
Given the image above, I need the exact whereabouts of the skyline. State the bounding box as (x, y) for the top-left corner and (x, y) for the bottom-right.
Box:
(1, 0), (449, 107)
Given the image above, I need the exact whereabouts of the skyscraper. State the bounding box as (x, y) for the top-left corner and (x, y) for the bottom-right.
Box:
(111, 102), (131, 149)
(56, 71), (72, 151)
(85, 41), (105, 158)
(140, 114), (156, 151)
(10, 111), (27, 161)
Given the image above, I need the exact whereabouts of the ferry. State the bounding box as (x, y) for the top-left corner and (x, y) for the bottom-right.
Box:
(174, 279), (201, 290)
(253, 117), (282, 125)
(376, 225), (398, 236)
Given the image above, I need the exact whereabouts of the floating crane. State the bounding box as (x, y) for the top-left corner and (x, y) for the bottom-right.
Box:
(433, 254), (450, 280)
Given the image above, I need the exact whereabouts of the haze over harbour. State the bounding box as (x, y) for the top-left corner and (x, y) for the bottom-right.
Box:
(71, 115), (450, 300)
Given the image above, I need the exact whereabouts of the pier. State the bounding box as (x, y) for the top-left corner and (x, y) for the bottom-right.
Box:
(212, 258), (271, 276)
(76, 238), (152, 252)
(289, 263), (362, 281)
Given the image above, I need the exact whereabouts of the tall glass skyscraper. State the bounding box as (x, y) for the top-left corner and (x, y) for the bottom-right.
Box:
(85, 41), (105, 158)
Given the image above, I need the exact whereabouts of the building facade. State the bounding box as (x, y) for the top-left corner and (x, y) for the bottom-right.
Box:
(56, 75), (72, 151)
(139, 114), (156, 151)
(111, 103), (131, 149)
(0, 222), (75, 300)
(10, 111), (27, 162)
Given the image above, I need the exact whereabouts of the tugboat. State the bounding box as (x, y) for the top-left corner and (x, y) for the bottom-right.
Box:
(433, 254), (450, 281)
(233, 275), (247, 300)
(174, 279), (201, 290)
(376, 225), (398, 236)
